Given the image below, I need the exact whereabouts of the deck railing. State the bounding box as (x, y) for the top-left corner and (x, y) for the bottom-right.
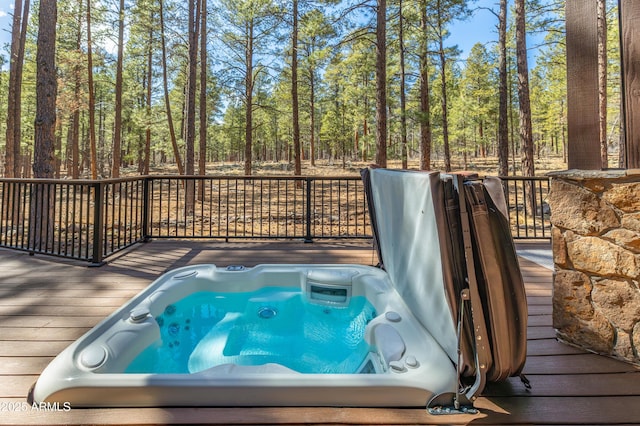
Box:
(0, 177), (146, 264)
(0, 174), (550, 264)
(145, 176), (369, 241)
(501, 176), (551, 240)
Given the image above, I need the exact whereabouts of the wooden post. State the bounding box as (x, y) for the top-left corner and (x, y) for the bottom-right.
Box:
(566, 0), (601, 170)
(621, 0), (640, 168)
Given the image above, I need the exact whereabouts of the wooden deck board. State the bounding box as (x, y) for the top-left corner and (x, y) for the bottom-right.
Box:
(0, 341), (71, 357)
(1, 240), (640, 425)
(0, 404), (479, 426)
(523, 353), (640, 374)
(0, 327), (91, 340)
(483, 373), (640, 397)
(526, 326), (557, 340)
(526, 338), (586, 356)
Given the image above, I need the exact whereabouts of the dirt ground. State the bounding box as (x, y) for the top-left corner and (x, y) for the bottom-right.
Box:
(142, 155), (567, 178)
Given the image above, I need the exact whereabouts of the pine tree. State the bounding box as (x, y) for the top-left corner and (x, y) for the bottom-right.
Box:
(112, 0), (125, 178)
(515, 0), (534, 177)
(498, 0), (509, 176)
(5, 0), (30, 178)
(375, 0), (387, 167)
(31, 0), (58, 250)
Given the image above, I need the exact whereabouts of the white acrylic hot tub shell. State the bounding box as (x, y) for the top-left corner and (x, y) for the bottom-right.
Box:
(32, 264), (458, 407)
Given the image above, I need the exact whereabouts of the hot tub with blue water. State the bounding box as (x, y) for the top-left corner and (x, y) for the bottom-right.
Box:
(126, 286), (376, 375)
(31, 169), (475, 408)
(31, 264), (458, 407)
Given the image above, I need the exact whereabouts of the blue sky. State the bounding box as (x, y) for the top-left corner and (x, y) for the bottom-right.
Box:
(0, 1), (10, 55)
(450, 0), (544, 65)
(450, 1), (501, 60)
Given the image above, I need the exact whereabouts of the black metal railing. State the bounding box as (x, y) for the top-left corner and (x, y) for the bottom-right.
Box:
(501, 176), (551, 240)
(145, 176), (369, 241)
(0, 175), (550, 264)
(0, 177), (146, 264)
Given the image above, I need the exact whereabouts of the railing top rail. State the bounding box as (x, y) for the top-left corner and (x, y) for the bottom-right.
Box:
(497, 175), (550, 181)
(0, 176), (142, 185)
(0, 175), (368, 184)
(0, 174), (550, 184)
(144, 175), (364, 181)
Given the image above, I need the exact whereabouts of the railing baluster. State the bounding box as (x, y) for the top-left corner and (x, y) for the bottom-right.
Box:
(71, 185), (77, 258)
(147, 179), (153, 238)
(305, 177), (312, 242)
(91, 181), (105, 266)
(21, 182), (29, 250)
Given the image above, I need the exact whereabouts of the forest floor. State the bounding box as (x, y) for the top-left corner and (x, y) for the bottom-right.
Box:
(139, 154), (568, 178)
(67, 154), (551, 244)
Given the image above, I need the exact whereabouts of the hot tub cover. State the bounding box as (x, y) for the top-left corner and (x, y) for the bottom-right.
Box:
(362, 168), (528, 402)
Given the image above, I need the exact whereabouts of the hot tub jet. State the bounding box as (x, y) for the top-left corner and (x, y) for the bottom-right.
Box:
(257, 306), (277, 319)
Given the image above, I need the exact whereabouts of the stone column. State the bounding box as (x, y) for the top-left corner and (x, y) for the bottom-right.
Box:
(548, 170), (640, 365)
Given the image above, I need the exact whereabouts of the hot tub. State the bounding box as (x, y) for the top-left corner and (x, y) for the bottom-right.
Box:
(32, 168), (524, 409)
(31, 263), (458, 407)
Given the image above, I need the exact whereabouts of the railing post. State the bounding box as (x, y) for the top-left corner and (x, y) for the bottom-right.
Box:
(142, 177), (151, 242)
(90, 181), (105, 266)
(304, 177), (313, 243)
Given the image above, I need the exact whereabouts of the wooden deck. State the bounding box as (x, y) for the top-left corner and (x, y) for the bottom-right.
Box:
(1, 240), (640, 425)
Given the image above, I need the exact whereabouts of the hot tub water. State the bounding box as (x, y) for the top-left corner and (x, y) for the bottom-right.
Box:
(125, 286), (377, 374)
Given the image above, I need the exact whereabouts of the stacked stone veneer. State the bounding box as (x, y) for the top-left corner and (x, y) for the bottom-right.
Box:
(548, 170), (640, 365)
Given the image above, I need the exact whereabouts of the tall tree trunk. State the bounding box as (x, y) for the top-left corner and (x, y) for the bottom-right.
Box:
(3, 0), (29, 233)
(4, 0), (19, 176)
(309, 72), (316, 166)
(32, 0), (57, 250)
(186, 0), (200, 175)
(159, 0), (184, 175)
(437, 0), (451, 172)
(71, 102), (80, 178)
(137, 133), (144, 173)
(244, 20), (254, 175)
(375, 0), (387, 167)
(597, 0), (608, 168)
(418, 0), (431, 171)
(112, 0), (125, 178)
(198, 0), (207, 200)
(515, 0), (536, 218)
(144, 18), (153, 175)
(508, 57), (517, 173)
(292, 0), (302, 176)
(399, 0), (407, 169)
(55, 113), (62, 178)
(71, 3), (82, 179)
(71, 111), (80, 178)
(64, 115), (72, 172)
(5, 0), (30, 178)
(515, 0), (534, 177)
(186, 0), (200, 212)
(86, 0), (98, 179)
(34, 0), (57, 179)
(363, 112), (369, 161)
(98, 89), (106, 175)
(498, 0), (509, 176)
